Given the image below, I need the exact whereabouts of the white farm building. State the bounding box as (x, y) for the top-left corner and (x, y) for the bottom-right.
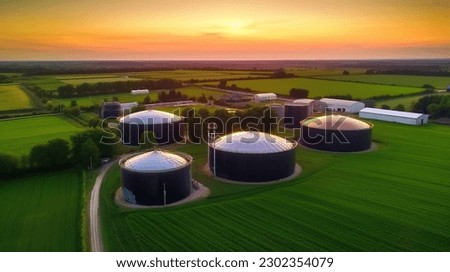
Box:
(320, 98), (365, 113)
(131, 89), (149, 95)
(254, 93), (277, 102)
(359, 108), (428, 125)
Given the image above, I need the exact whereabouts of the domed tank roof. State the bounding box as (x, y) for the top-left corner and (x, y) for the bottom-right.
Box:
(302, 115), (371, 130)
(211, 131), (296, 154)
(121, 150), (190, 172)
(119, 110), (182, 125)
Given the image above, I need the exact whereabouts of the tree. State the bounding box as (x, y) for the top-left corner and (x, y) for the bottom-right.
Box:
(79, 139), (100, 170)
(218, 80), (227, 89)
(343, 70), (350, 75)
(143, 95), (151, 104)
(422, 84), (435, 89)
(29, 144), (50, 168)
(88, 117), (101, 128)
(393, 104), (406, 111)
(198, 94), (207, 103)
(46, 138), (71, 167)
(0, 153), (19, 178)
(381, 104), (391, 110)
(289, 88), (309, 98)
(70, 100), (78, 107)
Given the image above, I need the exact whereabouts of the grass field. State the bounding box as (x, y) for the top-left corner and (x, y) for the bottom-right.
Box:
(316, 74), (450, 89)
(0, 115), (83, 155)
(0, 170), (82, 251)
(375, 93), (450, 111)
(0, 84), (33, 111)
(20, 70), (272, 91)
(225, 78), (422, 99)
(54, 86), (224, 107)
(100, 121), (450, 251)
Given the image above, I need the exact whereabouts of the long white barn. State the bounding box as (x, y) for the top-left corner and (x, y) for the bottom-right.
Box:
(359, 107), (428, 125)
(320, 98), (365, 113)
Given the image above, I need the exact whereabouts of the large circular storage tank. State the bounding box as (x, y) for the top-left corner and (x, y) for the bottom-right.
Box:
(268, 104), (285, 120)
(284, 104), (311, 128)
(119, 150), (192, 205)
(101, 102), (121, 118)
(209, 131), (297, 182)
(118, 110), (183, 146)
(300, 115), (373, 152)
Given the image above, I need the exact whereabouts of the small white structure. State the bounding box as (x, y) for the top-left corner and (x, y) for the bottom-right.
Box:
(120, 102), (138, 113)
(293, 98), (327, 112)
(254, 93), (277, 102)
(131, 89), (149, 95)
(320, 98), (365, 113)
(359, 107), (428, 125)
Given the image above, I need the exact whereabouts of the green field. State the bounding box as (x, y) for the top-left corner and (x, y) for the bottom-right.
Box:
(125, 70), (272, 81)
(376, 93), (450, 111)
(54, 86), (224, 107)
(100, 122), (450, 251)
(0, 84), (33, 111)
(286, 68), (366, 77)
(316, 74), (450, 89)
(0, 170), (82, 251)
(225, 78), (422, 99)
(0, 115), (83, 155)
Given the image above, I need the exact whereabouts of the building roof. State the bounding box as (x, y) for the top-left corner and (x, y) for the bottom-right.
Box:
(320, 98), (364, 107)
(254, 93), (277, 97)
(360, 107), (426, 119)
(211, 131), (296, 154)
(121, 150), (190, 172)
(302, 115), (371, 130)
(119, 110), (182, 124)
(293, 98), (315, 104)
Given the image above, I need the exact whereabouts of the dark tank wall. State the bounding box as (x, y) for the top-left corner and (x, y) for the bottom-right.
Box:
(284, 105), (310, 128)
(121, 165), (191, 205)
(300, 126), (372, 152)
(209, 148), (296, 182)
(120, 121), (183, 146)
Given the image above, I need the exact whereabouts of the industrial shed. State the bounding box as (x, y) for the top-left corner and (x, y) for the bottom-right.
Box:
(293, 98), (326, 112)
(118, 110), (183, 146)
(254, 93), (277, 102)
(120, 150), (192, 206)
(320, 98), (365, 113)
(300, 115), (373, 152)
(359, 108), (429, 125)
(209, 131), (297, 182)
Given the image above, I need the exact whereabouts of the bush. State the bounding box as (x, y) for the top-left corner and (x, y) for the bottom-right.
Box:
(0, 153), (19, 178)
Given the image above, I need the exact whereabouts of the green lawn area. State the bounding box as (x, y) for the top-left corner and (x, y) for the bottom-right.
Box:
(100, 121), (450, 251)
(0, 169), (82, 251)
(376, 93), (450, 111)
(225, 78), (422, 99)
(0, 115), (83, 155)
(54, 86), (224, 107)
(0, 84), (33, 111)
(316, 74), (450, 89)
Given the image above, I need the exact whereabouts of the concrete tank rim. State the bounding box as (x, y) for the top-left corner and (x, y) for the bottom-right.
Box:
(300, 115), (374, 131)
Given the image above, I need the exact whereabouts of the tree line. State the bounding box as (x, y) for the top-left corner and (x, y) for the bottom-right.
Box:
(0, 128), (121, 179)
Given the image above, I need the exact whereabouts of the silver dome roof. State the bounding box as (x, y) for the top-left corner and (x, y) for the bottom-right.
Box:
(119, 110), (182, 125)
(302, 115), (371, 130)
(211, 131), (296, 154)
(121, 150), (190, 172)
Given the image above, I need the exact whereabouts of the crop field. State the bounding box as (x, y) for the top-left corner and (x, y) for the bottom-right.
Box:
(225, 78), (422, 99)
(286, 68), (366, 77)
(125, 70), (272, 81)
(316, 74), (450, 89)
(100, 121), (450, 251)
(0, 170), (82, 251)
(0, 84), (33, 111)
(0, 115), (83, 155)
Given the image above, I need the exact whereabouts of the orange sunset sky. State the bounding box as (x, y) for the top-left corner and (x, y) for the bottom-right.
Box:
(1, 0), (449, 60)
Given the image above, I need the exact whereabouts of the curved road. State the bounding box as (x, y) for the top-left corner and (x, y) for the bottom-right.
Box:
(89, 160), (115, 252)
